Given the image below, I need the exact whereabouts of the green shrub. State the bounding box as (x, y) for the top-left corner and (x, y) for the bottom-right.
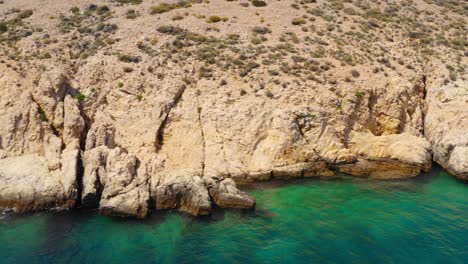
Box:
(252, 0), (267, 7)
(157, 25), (183, 35)
(123, 66), (134, 72)
(17, 9), (33, 19)
(38, 52), (52, 59)
(291, 18), (306, 25)
(75, 93), (86, 102)
(207, 16), (227, 23)
(322, 15), (334, 22)
(150, 3), (174, 14)
(69, 6), (80, 14)
(252, 26), (271, 34)
(96, 5), (110, 15)
(150, 1), (193, 14)
(198, 66), (213, 78)
(195, 46), (220, 63)
(38, 107), (48, 121)
(0, 22), (7, 33)
(177, 0), (193, 8)
(343, 8), (358, 15)
(115, 0), (143, 4)
(350, 69), (360, 77)
(355, 91), (365, 97)
(118, 54), (141, 63)
(172, 14), (184, 20)
(126, 9), (139, 19)
(251, 36), (262, 45)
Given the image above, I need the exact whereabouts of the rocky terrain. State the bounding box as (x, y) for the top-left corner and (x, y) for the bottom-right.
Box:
(0, 0), (466, 218)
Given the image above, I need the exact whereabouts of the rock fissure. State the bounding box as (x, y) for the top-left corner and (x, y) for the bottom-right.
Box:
(155, 84), (188, 152)
(75, 150), (85, 207)
(30, 95), (62, 139)
(196, 92), (206, 178)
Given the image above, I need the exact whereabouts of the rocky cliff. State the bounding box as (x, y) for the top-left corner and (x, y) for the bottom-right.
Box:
(0, 0), (466, 217)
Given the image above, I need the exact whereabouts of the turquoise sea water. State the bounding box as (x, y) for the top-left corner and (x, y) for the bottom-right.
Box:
(1, 167), (467, 263)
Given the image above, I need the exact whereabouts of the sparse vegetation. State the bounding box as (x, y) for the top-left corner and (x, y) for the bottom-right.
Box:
(252, 1), (267, 7)
(0, 22), (7, 34)
(75, 93), (86, 102)
(126, 9), (140, 19)
(351, 69), (360, 78)
(172, 14), (184, 21)
(17, 9), (33, 19)
(69, 6), (80, 14)
(291, 18), (306, 26)
(251, 36), (262, 45)
(0, 0), (464, 114)
(355, 91), (365, 98)
(96, 5), (110, 16)
(123, 66), (134, 72)
(114, 0), (143, 4)
(150, 3), (174, 14)
(157, 25), (183, 35)
(252, 26), (271, 35)
(150, 1), (192, 14)
(37, 107), (48, 122)
(207, 16), (227, 23)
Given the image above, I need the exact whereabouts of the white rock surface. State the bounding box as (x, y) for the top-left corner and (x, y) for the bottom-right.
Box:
(0, 68), (83, 212)
(425, 78), (468, 180)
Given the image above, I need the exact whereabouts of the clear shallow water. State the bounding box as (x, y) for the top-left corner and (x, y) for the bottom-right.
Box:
(1, 168), (467, 263)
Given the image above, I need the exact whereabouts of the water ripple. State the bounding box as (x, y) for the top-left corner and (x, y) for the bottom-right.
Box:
(0, 171), (466, 263)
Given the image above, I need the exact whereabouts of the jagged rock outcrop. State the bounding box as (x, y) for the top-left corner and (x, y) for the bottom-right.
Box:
(0, 68), (83, 212)
(82, 125), (149, 218)
(82, 146), (149, 218)
(206, 178), (255, 209)
(425, 77), (468, 180)
(153, 170), (212, 216)
(336, 132), (431, 179)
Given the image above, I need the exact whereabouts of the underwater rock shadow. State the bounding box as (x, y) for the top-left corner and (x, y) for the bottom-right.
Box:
(188, 206), (275, 225)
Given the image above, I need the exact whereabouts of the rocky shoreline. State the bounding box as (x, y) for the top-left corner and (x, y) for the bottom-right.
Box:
(0, 70), (466, 218)
(0, 0), (466, 218)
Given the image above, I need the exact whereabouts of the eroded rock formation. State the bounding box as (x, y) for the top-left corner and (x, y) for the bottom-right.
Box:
(0, 0), (466, 217)
(425, 78), (468, 180)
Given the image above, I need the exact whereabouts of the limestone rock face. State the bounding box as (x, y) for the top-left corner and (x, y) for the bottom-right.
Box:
(0, 68), (83, 212)
(425, 79), (468, 180)
(206, 178), (256, 209)
(336, 133), (431, 179)
(82, 126), (149, 218)
(0, 154), (76, 212)
(0, 0), (466, 218)
(154, 170), (212, 216)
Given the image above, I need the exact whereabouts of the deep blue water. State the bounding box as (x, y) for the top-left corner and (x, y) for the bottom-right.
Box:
(1, 167), (467, 263)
